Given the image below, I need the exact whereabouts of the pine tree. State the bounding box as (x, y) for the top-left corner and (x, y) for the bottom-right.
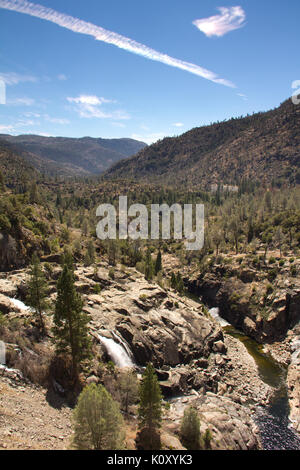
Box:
(72, 383), (125, 450)
(170, 272), (177, 289)
(144, 248), (154, 281)
(0, 170), (4, 191)
(26, 252), (48, 333)
(154, 250), (162, 275)
(53, 255), (91, 378)
(119, 369), (139, 413)
(138, 363), (162, 449)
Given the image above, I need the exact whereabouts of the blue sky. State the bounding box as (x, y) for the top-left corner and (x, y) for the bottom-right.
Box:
(0, 0), (299, 143)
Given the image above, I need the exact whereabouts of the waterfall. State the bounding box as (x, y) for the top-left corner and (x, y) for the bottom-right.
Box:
(8, 297), (31, 312)
(98, 334), (135, 368)
(209, 307), (230, 327)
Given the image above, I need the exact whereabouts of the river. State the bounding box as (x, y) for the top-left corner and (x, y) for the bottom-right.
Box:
(223, 323), (300, 450)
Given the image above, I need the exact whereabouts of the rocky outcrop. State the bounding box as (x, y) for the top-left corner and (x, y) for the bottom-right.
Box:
(79, 266), (223, 370)
(187, 267), (300, 344)
(166, 393), (260, 450)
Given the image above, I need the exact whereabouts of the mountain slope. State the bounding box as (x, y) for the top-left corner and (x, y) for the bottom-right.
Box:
(0, 134), (147, 177)
(0, 139), (39, 187)
(104, 98), (300, 188)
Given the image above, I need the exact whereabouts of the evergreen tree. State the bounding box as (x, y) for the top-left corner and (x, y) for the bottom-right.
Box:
(170, 271), (177, 289)
(144, 248), (154, 281)
(0, 170), (4, 191)
(119, 369), (139, 413)
(53, 255), (91, 378)
(176, 272), (184, 294)
(138, 363), (162, 449)
(180, 406), (201, 450)
(26, 252), (48, 332)
(29, 182), (39, 204)
(154, 250), (162, 275)
(72, 383), (125, 450)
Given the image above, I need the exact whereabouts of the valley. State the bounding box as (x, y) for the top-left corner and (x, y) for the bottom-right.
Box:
(0, 97), (300, 451)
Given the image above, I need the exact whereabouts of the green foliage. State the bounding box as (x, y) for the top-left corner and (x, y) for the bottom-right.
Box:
(108, 268), (115, 279)
(72, 383), (125, 450)
(144, 248), (154, 281)
(180, 406), (201, 450)
(26, 252), (49, 332)
(52, 255), (92, 378)
(154, 250), (162, 275)
(119, 369), (139, 413)
(138, 363), (162, 449)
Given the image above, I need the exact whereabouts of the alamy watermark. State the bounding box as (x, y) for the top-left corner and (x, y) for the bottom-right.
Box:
(96, 196), (204, 251)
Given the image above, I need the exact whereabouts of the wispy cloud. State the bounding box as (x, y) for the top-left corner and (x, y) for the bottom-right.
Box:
(43, 114), (70, 125)
(0, 124), (16, 133)
(57, 74), (67, 81)
(237, 92), (248, 101)
(193, 6), (246, 38)
(0, 72), (37, 85)
(172, 122), (184, 128)
(0, 0), (235, 87)
(7, 96), (35, 106)
(67, 94), (130, 120)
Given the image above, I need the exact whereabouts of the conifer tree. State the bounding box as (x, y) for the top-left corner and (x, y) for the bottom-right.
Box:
(26, 252), (48, 333)
(154, 250), (162, 275)
(0, 170), (4, 191)
(138, 363), (162, 449)
(144, 248), (154, 281)
(53, 254), (91, 378)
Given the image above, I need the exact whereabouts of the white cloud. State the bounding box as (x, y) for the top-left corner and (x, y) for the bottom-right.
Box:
(131, 132), (167, 145)
(0, 72), (37, 85)
(7, 97), (35, 106)
(0, 0), (235, 87)
(44, 114), (70, 125)
(237, 92), (248, 101)
(57, 74), (67, 81)
(0, 124), (16, 133)
(193, 6), (246, 38)
(172, 122), (184, 128)
(67, 94), (130, 120)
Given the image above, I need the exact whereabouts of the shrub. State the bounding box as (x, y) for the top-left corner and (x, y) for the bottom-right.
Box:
(291, 266), (297, 277)
(108, 268), (115, 279)
(180, 406), (201, 450)
(72, 383), (125, 450)
(267, 268), (278, 282)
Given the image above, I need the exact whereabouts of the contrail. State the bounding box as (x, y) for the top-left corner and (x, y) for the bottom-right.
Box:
(0, 0), (235, 87)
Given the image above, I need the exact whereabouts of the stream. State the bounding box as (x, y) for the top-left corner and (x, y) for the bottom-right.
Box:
(212, 308), (300, 450)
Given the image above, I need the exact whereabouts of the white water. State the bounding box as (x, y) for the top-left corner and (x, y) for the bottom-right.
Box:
(8, 297), (31, 312)
(98, 334), (135, 368)
(209, 307), (230, 327)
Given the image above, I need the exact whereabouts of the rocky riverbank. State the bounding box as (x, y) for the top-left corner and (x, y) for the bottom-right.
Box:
(0, 261), (296, 449)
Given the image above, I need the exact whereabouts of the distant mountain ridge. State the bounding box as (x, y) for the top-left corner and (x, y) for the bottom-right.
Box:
(0, 134), (147, 177)
(104, 98), (300, 188)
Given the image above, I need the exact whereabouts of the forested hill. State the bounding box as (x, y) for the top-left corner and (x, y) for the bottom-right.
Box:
(0, 138), (39, 188)
(0, 134), (147, 177)
(104, 98), (300, 188)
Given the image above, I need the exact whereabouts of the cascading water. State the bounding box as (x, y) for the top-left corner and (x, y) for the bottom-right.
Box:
(98, 334), (135, 369)
(209, 307), (230, 327)
(8, 297), (31, 312)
